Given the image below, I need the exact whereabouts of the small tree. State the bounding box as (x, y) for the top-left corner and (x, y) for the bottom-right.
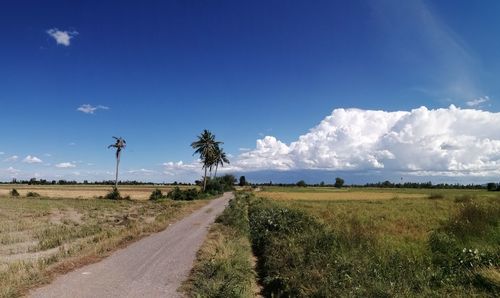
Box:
(296, 180), (307, 187)
(10, 188), (20, 197)
(150, 188), (165, 200)
(334, 177), (344, 188)
(487, 182), (497, 191)
(239, 176), (247, 186)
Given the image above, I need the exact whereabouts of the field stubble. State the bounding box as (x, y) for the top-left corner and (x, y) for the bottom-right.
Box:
(0, 190), (206, 297)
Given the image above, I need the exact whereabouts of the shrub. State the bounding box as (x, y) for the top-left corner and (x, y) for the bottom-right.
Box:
(149, 188), (165, 201)
(204, 179), (224, 195)
(248, 199), (342, 297)
(204, 175), (236, 194)
(296, 180), (307, 187)
(9, 188), (20, 197)
(167, 187), (203, 201)
(26, 192), (40, 198)
(334, 177), (345, 188)
(104, 188), (122, 200)
(487, 182), (498, 191)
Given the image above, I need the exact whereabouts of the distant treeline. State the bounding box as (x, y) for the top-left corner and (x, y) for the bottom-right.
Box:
(0, 178), (194, 186)
(254, 180), (495, 190)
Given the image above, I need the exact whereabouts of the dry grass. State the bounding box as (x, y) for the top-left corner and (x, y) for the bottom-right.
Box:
(0, 196), (206, 297)
(260, 187), (499, 253)
(0, 184), (194, 200)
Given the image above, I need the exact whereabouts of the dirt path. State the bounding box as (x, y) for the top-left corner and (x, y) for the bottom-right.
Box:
(29, 193), (233, 298)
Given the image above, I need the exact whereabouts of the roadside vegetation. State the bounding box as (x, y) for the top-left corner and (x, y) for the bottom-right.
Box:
(0, 194), (206, 297)
(192, 188), (499, 297)
(184, 192), (257, 297)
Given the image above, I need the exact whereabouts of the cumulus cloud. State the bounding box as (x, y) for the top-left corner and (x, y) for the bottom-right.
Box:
(161, 106), (500, 181)
(4, 155), (18, 162)
(55, 162), (76, 168)
(23, 155), (43, 164)
(162, 161), (200, 176)
(234, 106), (500, 177)
(46, 28), (78, 46)
(466, 96), (490, 107)
(77, 104), (109, 114)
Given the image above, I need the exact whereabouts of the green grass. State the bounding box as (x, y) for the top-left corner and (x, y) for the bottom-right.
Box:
(184, 193), (257, 298)
(249, 189), (500, 297)
(0, 195), (206, 297)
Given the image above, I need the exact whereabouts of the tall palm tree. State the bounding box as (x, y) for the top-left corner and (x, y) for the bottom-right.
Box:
(108, 136), (126, 189)
(213, 146), (230, 178)
(191, 130), (221, 191)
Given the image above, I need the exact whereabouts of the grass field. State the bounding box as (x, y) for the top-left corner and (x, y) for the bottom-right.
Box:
(189, 189), (499, 297)
(0, 192), (206, 297)
(253, 187), (500, 296)
(0, 184), (193, 200)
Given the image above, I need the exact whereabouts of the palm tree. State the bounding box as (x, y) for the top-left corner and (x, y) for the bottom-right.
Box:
(108, 136), (126, 189)
(213, 146), (230, 178)
(191, 130), (221, 191)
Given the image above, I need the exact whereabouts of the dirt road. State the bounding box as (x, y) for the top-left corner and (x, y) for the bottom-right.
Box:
(29, 193), (232, 298)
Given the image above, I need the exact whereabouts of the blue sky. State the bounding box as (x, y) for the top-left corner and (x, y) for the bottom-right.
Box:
(2, 0), (500, 183)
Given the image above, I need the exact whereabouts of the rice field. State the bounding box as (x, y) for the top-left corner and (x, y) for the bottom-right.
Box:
(0, 192), (206, 297)
(0, 184), (193, 200)
(251, 187), (500, 296)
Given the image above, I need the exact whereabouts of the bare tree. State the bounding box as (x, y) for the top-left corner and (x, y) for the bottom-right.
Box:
(108, 136), (126, 189)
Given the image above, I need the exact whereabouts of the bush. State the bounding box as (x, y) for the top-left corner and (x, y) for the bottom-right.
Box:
(204, 179), (224, 195)
(9, 188), (20, 197)
(204, 175), (236, 195)
(149, 188), (165, 201)
(248, 199), (342, 297)
(26, 192), (40, 198)
(167, 187), (204, 201)
(487, 182), (498, 191)
(104, 188), (122, 200)
(334, 177), (345, 188)
(296, 180), (307, 187)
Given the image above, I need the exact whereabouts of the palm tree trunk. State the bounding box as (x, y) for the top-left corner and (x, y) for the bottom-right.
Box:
(203, 166), (207, 191)
(214, 164), (218, 178)
(115, 154), (120, 189)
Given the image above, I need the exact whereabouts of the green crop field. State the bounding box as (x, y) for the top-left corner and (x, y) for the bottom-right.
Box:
(189, 189), (500, 297)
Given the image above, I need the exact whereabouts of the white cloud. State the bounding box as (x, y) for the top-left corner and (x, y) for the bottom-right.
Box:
(6, 166), (20, 175)
(163, 106), (500, 180)
(47, 28), (78, 46)
(4, 155), (18, 162)
(232, 106), (500, 177)
(127, 169), (157, 176)
(23, 155), (43, 164)
(466, 96), (490, 107)
(55, 162), (76, 168)
(77, 104), (110, 114)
